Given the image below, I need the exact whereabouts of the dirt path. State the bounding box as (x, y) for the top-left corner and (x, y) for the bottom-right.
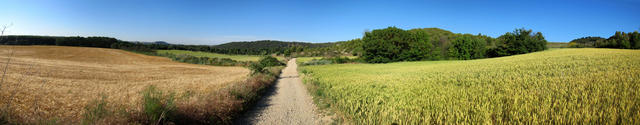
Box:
(236, 58), (324, 125)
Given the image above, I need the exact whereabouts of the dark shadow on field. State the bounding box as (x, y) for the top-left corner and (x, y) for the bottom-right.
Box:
(232, 76), (283, 125)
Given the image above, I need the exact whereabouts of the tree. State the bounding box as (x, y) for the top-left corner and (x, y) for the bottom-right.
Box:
(631, 31), (640, 49)
(568, 36), (604, 48)
(399, 29), (433, 61)
(361, 27), (412, 63)
(448, 34), (486, 60)
(488, 28), (547, 57)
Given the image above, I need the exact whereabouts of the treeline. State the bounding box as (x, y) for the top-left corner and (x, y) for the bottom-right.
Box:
(0, 35), (117, 48)
(569, 31), (640, 49)
(154, 52), (251, 66)
(295, 39), (362, 57)
(0, 35), (329, 56)
(360, 27), (547, 63)
(111, 40), (321, 55)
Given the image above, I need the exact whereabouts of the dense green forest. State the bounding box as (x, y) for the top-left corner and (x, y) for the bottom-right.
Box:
(0, 36), (328, 55)
(355, 27), (546, 63)
(569, 31), (640, 49)
(0, 35), (117, 48)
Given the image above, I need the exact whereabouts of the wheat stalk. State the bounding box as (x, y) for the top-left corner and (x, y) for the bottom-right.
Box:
(0, 50), (13, 90)
(33, 61), (51, 121)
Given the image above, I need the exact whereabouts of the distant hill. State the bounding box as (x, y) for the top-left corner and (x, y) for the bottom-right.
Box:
(213, 40), (330, 49)
(152, 41), (170, 45)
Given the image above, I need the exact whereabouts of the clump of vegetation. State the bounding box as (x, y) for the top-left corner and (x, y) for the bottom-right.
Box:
(156, 52), (251, 66)
(301, 56), (359, 66)
(166, 56), (283, 124)
(359, 27), (546, 63)
(157, 50), (268, 61)
(568, 36), (605, 48)
(82, 96), (110, 124)
(569, 31), (640, 49)
(137, 85), (176, 124)
(585, 31), (640, 49)
(302, 59), (333, 66)
(301, 48), (640, 124)
(249, 56), (284, 74)
(0, 113), (8, 125)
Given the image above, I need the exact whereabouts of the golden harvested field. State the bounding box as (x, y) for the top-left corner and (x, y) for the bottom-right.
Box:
(0, 46), (249, 123)
(300, 48), (640, 124)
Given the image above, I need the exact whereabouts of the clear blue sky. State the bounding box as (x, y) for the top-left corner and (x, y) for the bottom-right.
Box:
(1, 0), (638, 45)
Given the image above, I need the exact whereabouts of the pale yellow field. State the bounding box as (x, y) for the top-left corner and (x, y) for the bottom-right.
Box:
(0, 46), (249, 123)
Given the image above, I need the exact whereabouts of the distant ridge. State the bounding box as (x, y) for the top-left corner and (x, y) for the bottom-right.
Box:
(213, 40), (331, 49)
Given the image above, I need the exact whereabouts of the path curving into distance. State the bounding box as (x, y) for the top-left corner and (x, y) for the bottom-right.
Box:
(236, 58), (325, 125)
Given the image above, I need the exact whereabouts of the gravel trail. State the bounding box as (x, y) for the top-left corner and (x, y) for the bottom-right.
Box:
(236, 58), (324, 125)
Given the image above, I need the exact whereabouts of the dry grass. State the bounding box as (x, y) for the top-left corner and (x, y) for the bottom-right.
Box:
(0, 45), (249, 123)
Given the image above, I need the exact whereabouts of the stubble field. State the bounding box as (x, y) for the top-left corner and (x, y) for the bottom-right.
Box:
(0, 46), (249, 123)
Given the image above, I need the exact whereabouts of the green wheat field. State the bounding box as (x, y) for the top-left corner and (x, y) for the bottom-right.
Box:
(300, 48), (640, 124)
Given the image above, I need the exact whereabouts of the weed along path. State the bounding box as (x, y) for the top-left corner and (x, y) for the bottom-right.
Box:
(236, 58), (323, 125)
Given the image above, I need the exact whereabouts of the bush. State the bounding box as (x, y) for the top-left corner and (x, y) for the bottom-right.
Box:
(153, 52), (249, 66)
(258, 56), (284, 67)
(302, 59), (333, 66)
(82, 96), (109, 124)
(141, 85), (176, 124)
(249, 56), (284, 74)
(0, 114), (7, 125)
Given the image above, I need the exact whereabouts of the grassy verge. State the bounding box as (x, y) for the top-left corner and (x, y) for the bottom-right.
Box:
(172, 66), (283, 124)
(299, 70), (347, 124)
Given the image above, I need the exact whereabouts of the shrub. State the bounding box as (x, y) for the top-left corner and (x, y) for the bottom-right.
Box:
(141, 85), (176, 124)
(258, 56), (284, 67)
(154, 52), (249, 66)
(82, 96), (109, 124)
(302, 59), (333, 66)
(249, 56), (284, 74)
(0, 114), (7, 125)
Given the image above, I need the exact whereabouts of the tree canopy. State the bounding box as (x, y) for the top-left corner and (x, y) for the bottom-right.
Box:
(359, 27), (545, 63)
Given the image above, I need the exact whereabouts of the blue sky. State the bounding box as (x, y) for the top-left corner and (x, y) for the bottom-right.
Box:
(0, 0), (638, 45)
